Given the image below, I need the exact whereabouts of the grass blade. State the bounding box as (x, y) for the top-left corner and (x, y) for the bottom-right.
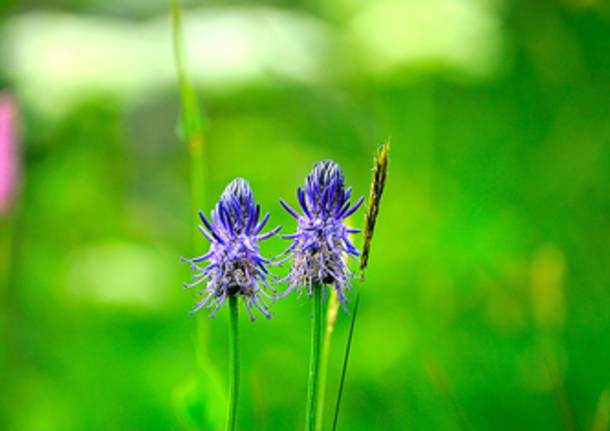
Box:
(167, 3), (223, 430)
(332, 140), (390, 431)
(168, 0), (208, 249)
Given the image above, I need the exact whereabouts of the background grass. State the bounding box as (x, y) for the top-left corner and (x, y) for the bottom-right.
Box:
(1, 0), (609, 430)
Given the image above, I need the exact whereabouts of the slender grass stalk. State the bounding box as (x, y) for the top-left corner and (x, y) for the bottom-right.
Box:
(316, 289), (339, 431)
(168, 0), (207, 250)
(226, 295), (240, 431)
(541, 345), (578, 431)
(592, 388), (610, 431)
(305, 283), (323, 431)
(332, 141), (390, 431)
(168, 2), (223, 429)
(330, 280), (361, 431)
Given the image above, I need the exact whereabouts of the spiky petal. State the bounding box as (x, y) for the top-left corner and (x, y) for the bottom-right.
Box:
(182, 178), (281, 320)
(278, 160), (363, 312)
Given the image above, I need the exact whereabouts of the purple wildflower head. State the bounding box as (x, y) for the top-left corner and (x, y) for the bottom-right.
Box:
(182, 178), (281, 320)
(279, 160), (364, 311)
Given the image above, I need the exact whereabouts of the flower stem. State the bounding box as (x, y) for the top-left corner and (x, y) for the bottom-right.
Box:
(305, 283), (323, 431)
(226, 295), (239, 431)
(331, 282), (361, 431)
(316, 288), (339, 431)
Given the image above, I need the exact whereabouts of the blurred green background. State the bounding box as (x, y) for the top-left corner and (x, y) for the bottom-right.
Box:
(1, 0), (609, 430)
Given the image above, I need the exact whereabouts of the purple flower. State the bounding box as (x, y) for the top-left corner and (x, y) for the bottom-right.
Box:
(182, 178), (281, 320)
(0, 94), (19, 214)
(278, 160), (364, 311)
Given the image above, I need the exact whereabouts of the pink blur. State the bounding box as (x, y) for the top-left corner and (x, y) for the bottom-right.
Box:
(0, 93), (19, 214)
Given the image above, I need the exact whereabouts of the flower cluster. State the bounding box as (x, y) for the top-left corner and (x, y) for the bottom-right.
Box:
(278, 160), (363, 311)
(182, 178), (280, 320)
(182, 161), (363, 318)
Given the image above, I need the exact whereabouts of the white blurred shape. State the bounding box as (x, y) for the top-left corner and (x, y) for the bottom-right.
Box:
(65, 242), (177, 308)
(3, 8), (331, 116)
(2, 3), (505, 116)
(348, 0), (505, 77)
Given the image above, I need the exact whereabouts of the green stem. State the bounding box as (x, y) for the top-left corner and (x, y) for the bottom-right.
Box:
(305, 284), (323, 431)
(316, 289), (338, 431)
(316, 338), (330, 431)
(168, 0), (206, 250)
(226, 295), (239, 431)
(168, 2), (224, 429)
(331, 282), (362, 431)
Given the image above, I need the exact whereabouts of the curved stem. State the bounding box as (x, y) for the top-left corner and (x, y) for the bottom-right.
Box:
(226, 295), (239, 431)
(331, 283), (361, 431)
(305, 284), (323, 431)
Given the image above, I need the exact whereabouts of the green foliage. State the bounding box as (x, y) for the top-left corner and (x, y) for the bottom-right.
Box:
(1, 1), (609, 430)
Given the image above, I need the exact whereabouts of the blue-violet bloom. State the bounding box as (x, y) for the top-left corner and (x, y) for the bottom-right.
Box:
(182, 178), (281, 320)
(278, 160), (364, 311)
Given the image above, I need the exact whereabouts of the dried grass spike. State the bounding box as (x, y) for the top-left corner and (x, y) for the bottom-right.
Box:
(360, 139), (390, 277)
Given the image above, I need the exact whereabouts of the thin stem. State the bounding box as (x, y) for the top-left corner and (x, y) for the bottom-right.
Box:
(332, 140), (389, 431)
(168, 2), (222, 429)
(305, 284), (323, 431)
(331, 281), (361, 431)
(168, 0), (207, 250)
(316, 289), (339, 431)
(226, 295), (240, 431)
